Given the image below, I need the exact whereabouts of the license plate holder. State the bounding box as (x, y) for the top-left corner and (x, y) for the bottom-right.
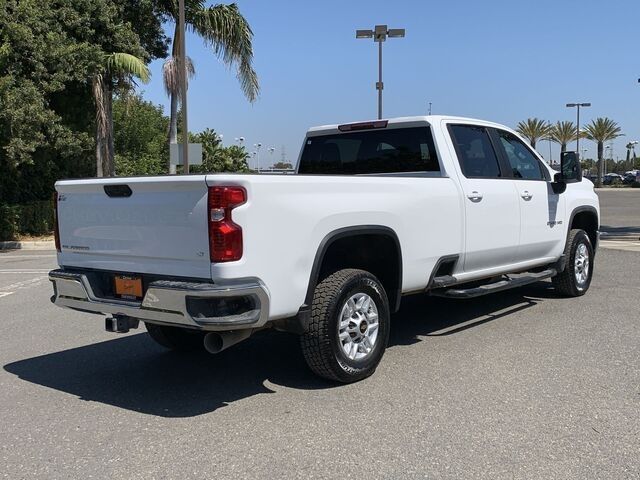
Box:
(114, 275), (143, 300)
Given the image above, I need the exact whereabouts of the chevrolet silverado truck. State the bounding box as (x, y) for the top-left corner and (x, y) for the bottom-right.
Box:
(49, 116), (599, 383)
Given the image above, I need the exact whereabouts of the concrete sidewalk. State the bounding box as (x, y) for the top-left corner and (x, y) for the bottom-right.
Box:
(0, 240), (55, 251)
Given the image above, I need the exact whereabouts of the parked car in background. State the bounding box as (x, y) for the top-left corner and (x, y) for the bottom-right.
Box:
(623, 170), (640, 184)
(603, 173), (624, 185)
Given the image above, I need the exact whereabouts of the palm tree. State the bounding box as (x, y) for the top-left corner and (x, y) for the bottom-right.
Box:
(548, 121), (577, 154)
(93, 53), (150, 177)
(583, 117), (623, 187)
(515, 118), (551, 149)
(162, 2), (259, 168)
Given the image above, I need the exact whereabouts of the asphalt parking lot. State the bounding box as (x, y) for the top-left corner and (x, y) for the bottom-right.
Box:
(1, 190), (639, 479)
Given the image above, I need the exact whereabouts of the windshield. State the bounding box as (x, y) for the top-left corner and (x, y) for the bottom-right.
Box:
(297, 126), (440, 175)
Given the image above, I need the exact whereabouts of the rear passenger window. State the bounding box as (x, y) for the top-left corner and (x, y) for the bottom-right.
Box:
(497, 130), (545, 180)
(449, 125), (502, 178)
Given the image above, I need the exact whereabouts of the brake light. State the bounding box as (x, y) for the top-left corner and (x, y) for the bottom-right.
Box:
(53, 191), (61, 252)
(338, 120), (388, 132)
(208, 186), (246, 262)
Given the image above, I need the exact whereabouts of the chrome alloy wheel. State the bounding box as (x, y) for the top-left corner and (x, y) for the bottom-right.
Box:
(574, 242), (590, 288)
(338, 293), (379, 361)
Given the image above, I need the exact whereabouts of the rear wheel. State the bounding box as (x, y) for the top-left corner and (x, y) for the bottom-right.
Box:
(145, 323), (205, 351)
(300, 269), (390, 383)
(552, 229), (594, 297)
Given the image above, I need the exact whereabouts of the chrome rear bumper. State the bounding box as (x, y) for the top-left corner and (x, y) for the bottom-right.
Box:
(49, 269), (270, 331)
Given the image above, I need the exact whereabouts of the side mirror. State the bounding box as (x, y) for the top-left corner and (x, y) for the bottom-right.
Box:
(560, 151), (582, 183)
(552, 151), (582, 194)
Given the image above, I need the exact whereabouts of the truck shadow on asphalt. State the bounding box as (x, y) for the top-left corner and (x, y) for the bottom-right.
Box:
(4, 282), (560, 418)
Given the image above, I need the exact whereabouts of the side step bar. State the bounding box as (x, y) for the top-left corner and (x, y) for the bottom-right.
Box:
(430, 269), (556, 299)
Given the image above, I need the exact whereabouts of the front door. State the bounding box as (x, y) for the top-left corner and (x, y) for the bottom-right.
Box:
(493, 129), (566, 262)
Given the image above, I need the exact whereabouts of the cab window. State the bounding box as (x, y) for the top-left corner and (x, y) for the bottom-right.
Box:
(448, 125), (502, 178)
(496, 130), (545, 180)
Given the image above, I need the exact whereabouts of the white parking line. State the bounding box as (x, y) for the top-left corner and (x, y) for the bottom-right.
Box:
(0, 270), (51, 274)
(0, 276), (49, 298)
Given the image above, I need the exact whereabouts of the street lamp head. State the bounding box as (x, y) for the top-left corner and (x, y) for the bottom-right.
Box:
(566, 103), (577, 107)
(387, 28), (405, 38)
(580, 103), (591, 107)
(356, 29), (374, 39)
(374, 24), (388, 42)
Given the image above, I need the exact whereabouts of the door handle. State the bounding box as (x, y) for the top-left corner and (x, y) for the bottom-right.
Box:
(521, 191), (533, 201)
(467, 191), (483, 202)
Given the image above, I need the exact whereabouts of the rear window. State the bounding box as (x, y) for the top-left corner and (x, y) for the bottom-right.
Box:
(297, 127), (440, 175)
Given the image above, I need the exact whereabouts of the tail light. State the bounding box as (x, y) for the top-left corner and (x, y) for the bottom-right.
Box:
(208, 186), (246, 262)
(53, 191), (61, 252)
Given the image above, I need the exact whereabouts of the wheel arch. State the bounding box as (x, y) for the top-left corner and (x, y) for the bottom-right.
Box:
(304, 226), (403, 313)
(568, 206), (599, 252)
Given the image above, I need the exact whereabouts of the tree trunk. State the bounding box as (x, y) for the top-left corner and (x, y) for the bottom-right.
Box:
(105, 80), (115, 177)
(168, 92), (178, 173)
(595, 141), (604, 188)
(96, 126), (104, 177)
(561, 143), (566, 153)
(531, 139), (536, 149)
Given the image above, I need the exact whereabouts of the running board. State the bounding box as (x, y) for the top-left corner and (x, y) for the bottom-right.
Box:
(430, 269), (556, 299)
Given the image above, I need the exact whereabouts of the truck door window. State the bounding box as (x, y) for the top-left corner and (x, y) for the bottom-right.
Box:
(496, 130), (545, 180)
(298, 127), (440, 175)
(449, 125), (502, 178)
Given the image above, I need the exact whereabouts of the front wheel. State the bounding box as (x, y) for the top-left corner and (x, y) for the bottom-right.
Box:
(300, 269), (390, 383)
(552, 229), (594, 297)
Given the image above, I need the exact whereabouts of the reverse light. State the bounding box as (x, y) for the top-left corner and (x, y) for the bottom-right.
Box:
(208, 186), (246, 262)
(53, 191), (61, 252)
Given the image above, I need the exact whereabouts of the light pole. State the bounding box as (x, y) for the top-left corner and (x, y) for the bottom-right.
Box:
(235, 136), (245, 145)
(254, 143), (262, 172)
(356, 25), (405, 119)
(565, 102), (590, 158)
(178, 0), (189, 173)
(428, 102), (432, 115)
(605, 144), (612, 176)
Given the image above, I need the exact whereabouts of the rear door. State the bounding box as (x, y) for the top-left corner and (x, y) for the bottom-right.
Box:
(56, 176), (212, 279)
(493, 128), (565, 262)
(448, 124), (520, 272)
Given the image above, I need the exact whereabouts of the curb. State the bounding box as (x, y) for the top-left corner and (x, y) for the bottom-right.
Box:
(0, 240), (56, 251)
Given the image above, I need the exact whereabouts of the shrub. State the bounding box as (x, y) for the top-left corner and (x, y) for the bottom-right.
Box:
(0, 204), (20, 241)
(0, 201), (54, 240)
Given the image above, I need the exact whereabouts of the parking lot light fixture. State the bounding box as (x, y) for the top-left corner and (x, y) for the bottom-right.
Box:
(356, 25), (405, 120)
(566, 102), (591, 157)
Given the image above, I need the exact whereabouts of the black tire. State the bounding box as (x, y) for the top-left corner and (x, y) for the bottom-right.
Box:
(300, 269), (390, 383)
(145, 323), (206, 352)
(552, 229), (594, 297)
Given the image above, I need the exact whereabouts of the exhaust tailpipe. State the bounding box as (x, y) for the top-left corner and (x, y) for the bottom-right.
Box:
(203, 329), (252, 354)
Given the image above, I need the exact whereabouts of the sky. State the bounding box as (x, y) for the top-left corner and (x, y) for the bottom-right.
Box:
(140, 0), (640, 168)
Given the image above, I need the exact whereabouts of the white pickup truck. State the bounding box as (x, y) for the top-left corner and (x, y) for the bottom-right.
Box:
(49, 116), (600, 382)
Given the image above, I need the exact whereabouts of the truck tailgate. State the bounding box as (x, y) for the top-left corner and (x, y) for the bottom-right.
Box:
(55, 176), (212, 279)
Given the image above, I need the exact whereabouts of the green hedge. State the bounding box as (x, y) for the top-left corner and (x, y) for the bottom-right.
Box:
(0, 201), (55, 240)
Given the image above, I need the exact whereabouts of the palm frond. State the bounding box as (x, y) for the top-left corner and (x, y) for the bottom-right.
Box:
(105, 53), (151, 83)
(515, 118), (551, 146)
(582, 117), (624, 142)
(188, 3), (259, 102)
(548, 121), (577, 144)
(162, 56), (195, 97)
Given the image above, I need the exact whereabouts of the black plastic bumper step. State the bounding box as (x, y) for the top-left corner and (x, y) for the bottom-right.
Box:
(430, 269), (556, 299)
